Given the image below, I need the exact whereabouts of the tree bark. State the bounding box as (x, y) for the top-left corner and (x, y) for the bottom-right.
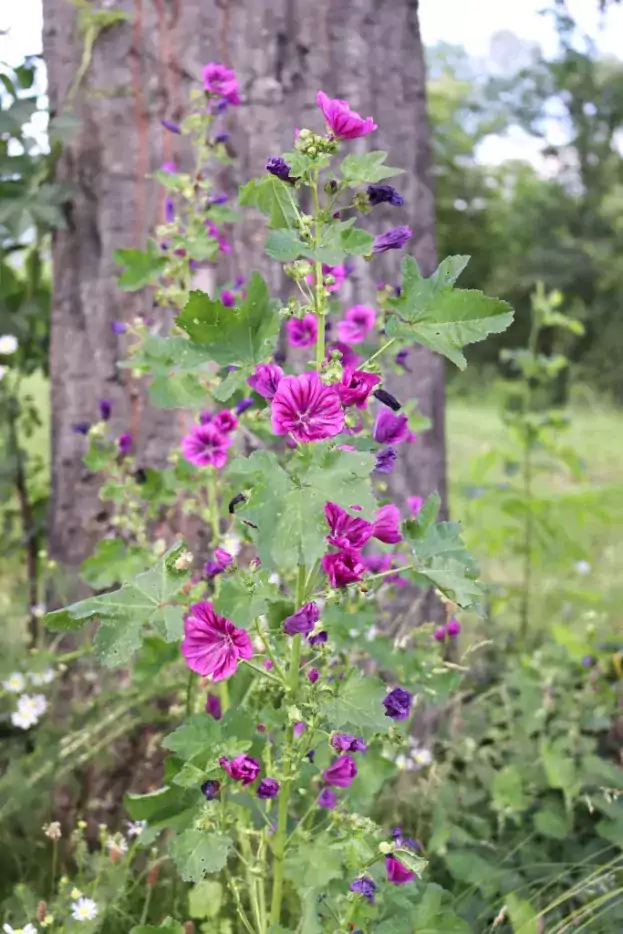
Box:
(42, 0), (445, 585)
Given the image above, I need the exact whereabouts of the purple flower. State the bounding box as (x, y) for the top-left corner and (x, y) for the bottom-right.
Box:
(581, 655), (595, 668)
(161, 118), (181, 134)
(111, 321), (127, 335)
(181, 423), (232, 468)
(395, 349), (410, 371)
(326, 341), (360, 368)
(206, 220), (231, 254)
(164, 197), (175, 223)
(271, 372), (345, 443)
(323, 754), (358, 788)
(374, 446), (398, 474)
(393, 829), (421, 851)
(286, 314), (318, 348)
(161, 160), (178, 174)
(221, 289), (236, 307)
(372, 504), (402, 544)
(308, 668), (320, 683)
(182, 601), (253, 681)
(307, 263), (349, 294)
(212, 410), (238, 434)
(350, 876), (376, 903)
(219, 754), (260, 786)
(374, 410), (410, 445)
(266, 157), (297, 184)
(383, 687), (413, 721)
(118, 432), (132, 455)
(446, 618), (461, 637)
(204, 549), (231, 579)
(99, 399), (112, 421)
(201, 779), (221, 800)
(215, 132), (229, 144)
(407, 495), (423, 517)
(210, 193), (229, 205)
(248, 363), (284, 401)
(386, 856), (415, 885)
(283, 601), (320, 636)
(293, 721), (306, 738)
(73, 421), (90, 435)
(336, 368), (381, 410)
(330, 734), (367, 754)
(318, 788), (337, 810)
(257, 778), (280, 799)
(373, 226), (413, 254)
(322, 549), (366, 588)
(308, 630), (328, 646)
(325, 502), (373, 550)
(235, 397), (255, 415)
(316, 91), (377, 140)
(206, 692), (222, 720)
(337, 306), (376, 345)
(367, 184), (404, 207)
(202, 62), (240, 105)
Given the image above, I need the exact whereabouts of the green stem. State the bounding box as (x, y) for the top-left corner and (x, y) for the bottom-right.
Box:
(254, 618), (286, 679)
(242, 659), (284, 685)
(269, 563), (307, 926)
(185, 669), (195, 716)
(139, 879), (153, 926)
(50, 838), (58, 897)
(207, 468), (220, 545)
(311, 172), (326, 372)
(362, 338), (397, 368)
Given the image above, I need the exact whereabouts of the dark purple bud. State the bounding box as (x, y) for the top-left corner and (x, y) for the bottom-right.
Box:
(581, 655), (595, 668)
(331, 733), (367, 754)
(367, 184), (404, 207)
(374, 446), (397, 474)
(221, 289), (236, 307)
(308, 668), (320, 683)
(308, 630), (328, 646)
(111, 321), (127, 335)
(99, 399), (112, 421)
(257, 778), (280, 799)
(350, 876), (376, 903)
(201, 779), (221, 800)
(317, 788), (337, 810)
(118, 432), (133, 455)
(215, 132), (229, 144)
(374, 410), (409, 445)
(373, 388), (402, 411)
(395, 349), (410, 371)
(199, 410), (213, 425)
(306, 749), (316, 762)
(234, 275), (245, 289)
(383, 687), (413, 721)
(266, 156), (297, 184)
(161, 118), (181, 134)
(283, 602), (320, 636)
(215, 99), (228, 113)
(372, 226), (413, 254)
(235, 397), (255, 415)
(164, 197), (175, 223)
(210, 193), (229, 205)
(206, 692), (222, 720)
(72, 422), (91, 435)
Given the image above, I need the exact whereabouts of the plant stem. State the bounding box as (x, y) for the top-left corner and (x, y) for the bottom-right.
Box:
(269, 563), (307, 926)
(242, 659), (284, 686)
(361, 338), (397, 367)
(139, 878), (153, 926)
(208, 467), (220, 544)
(311, 172), (326, 371)
(185, 669), (195, 716)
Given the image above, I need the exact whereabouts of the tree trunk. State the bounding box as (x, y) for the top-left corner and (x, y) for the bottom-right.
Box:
(42, 0), (445, 586)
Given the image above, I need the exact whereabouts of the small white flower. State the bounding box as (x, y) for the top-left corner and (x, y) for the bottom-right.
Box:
(30, 694), (48, 716)
(268, 572), (281, 586)
(3, 924), (37, 934)
(222, 534), (241, 557)
(2, 673), (26, 694)
(10, 693), (47, 730)
(106, 835), (128, 855)
(348, 628), (359, 638)
(366, 626), (378, 642)
(126, 819), (146, 838)
(411, 746), (433, 768)
(574, 560), (591, 576)
(30, 668), (55, 686)
(71, 898), (98, 922)
(0, 335), (18, 355)
(30, 604), (46, 619)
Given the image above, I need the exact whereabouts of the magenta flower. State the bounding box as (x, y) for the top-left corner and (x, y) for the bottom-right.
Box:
(316, 91), (377, 140)
(336, 368), (381, 409)
(161, 160), (178, 174)
(181, 424), (232, 468)
(323, 754), (358, 787)
(407, 495), (423, 517)
(306, 263), (349, 293)
(324, 502), (372, 550)
(373, 226), (413, 254)
(118, 433), (132, 455)
(373, 410), (410, 445)
(219, 754), (260, 786)
(433, 627), (447, 642)
(330, 733), (367, 753)
(182, 601), (253, 681)
(206, 220), (231, 254)
(212, 410), (238, 434)
(326, 341), (360, 368)
(293, 721), (306, 738)
(286, 314), (318, 348)
(337, 306), (376, 345)
(204, 548), (233, 579)
(386, 856), (415, 884)
(283, 601), (320, 636)
(446, 618), (461, 637)
(308, 668), (320, 683)
(318, 788), (337, 809)
(383, 687), (413, 721)
(247, 363), (284, 401)
(271, 372), (344, 443)
(202, 62), (240, 105)
(221, 289), (236, 307)
(322, 549), (366, 587)
(372, 504), (402, 544)
(205, 692), (222, 720)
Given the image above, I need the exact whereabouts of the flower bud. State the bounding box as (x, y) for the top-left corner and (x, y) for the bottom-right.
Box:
(37, 901), (48, 922)
(378, 841), (393, 854)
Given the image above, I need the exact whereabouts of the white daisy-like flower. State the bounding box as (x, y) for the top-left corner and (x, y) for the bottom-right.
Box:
(106, 835), (128, 855)
(71, 898), (98, 922)
(30, 694), (48, 716)
(2, 673), (26, 694)
(30, 669), (55, 686)
(222, 534), (242, 557)
(10, 694), (47, 730)
(574, 560), (592, 576)
(0, 335), (18, 355)
(3, 924), (37, 933)
(411, 746), (433, 768)
(126, 820), (146, 838)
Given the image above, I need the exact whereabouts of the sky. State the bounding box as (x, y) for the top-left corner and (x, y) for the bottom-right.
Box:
(2, 0), (623, 168)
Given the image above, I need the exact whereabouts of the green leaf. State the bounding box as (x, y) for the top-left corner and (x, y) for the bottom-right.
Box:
(162, 715), (221, 760)
(387, 255), (514, 368)
(285, 839), (343, 888)
(115, 242), (166, 291)
(239, 175), (299, 229)
(341, 226), (374, 256)
(214, 571), (279, 628)
(177, 273), (280, 367)
(492, 765), (527, 812)
(81, 540), (148, 589)
(534, 806), (572, 840)
(265, 229), (307, 262)
(506, 893), (539, 934)
(130, 919), (183, 934)
(414, 561), (483, 609)
(169, 829), (232, 882)
(125, 784), (198, 829)
(150, 373), (207, 409)
(188, 880), (223, 919)
(394, 848), (428, 877)
(540, 741), (579, 799)
(404, 516), (479, 575)
(340, 151), (404, 186)
(324, 673), (389, 734)
(212, 367), (251, 402)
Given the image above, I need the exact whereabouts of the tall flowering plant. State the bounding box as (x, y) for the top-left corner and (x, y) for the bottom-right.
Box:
(46, 69), (513, 932)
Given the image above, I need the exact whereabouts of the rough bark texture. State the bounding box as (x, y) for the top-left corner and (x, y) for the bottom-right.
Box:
(42, 0), (445, 586)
